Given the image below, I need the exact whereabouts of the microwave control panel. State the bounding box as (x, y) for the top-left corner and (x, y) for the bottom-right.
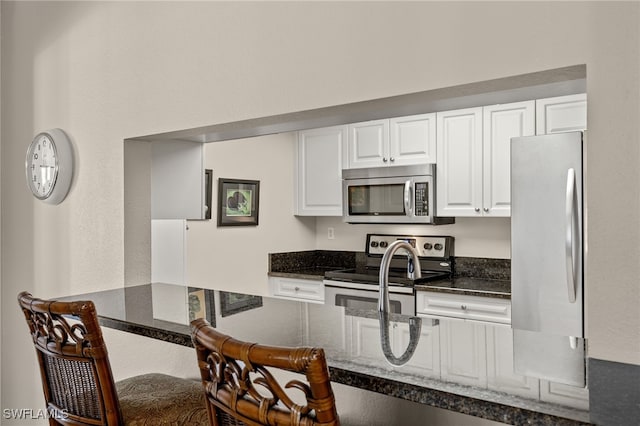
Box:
(414, 182), (429, 216)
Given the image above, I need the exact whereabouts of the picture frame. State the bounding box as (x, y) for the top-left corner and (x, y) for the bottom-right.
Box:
(219, 291), (263, 317)
(204, 169), (213, 220)
(188, 287), (216, 326)
(217, 178), (260, 226)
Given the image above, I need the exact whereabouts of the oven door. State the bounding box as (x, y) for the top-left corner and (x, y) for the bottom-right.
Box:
(324, 280), (415, 316)
(342, 175), (433, 224)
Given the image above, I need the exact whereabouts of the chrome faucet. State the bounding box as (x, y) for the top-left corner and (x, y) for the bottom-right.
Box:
(378, 240), (423, 366)
(378, 240), (422, 313)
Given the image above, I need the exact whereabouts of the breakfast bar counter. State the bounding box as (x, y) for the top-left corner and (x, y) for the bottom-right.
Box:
(66, 283), (590, 426)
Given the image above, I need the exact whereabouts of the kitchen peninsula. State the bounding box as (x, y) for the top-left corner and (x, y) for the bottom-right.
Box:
(69, 283), (590, 426)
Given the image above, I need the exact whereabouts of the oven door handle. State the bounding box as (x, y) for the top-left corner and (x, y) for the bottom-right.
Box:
(404, 180), (413, 217)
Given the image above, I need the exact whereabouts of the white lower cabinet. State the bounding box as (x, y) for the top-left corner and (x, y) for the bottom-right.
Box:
(347, 315), (441, 379)
(268, 277), (324, 304)
(486, 324), (540, 399)
(539, 380), (590, 410)
(396, 318), (441, 378)
(416, 291), (511, 324)
(416, 291), (589, 409)
(439, 319), (487, 387)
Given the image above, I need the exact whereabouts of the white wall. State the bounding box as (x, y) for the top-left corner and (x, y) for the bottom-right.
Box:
(2, 1), (639, 423)
(315, 217), (511, 258)
(187, 133), (317, 295)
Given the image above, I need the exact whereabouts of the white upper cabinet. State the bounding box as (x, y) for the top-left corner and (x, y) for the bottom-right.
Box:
(436, 101), (534, 217)
(347, 119), (390, 169)
(346, 114), (436, 169)
(536, 93), (587, 135)
(389, 113), (437, 165)
(436, 107), (484, 217)
(294, 125), (346, 216)
(482, 101), (535, 216)
(151, 140), (206, 220)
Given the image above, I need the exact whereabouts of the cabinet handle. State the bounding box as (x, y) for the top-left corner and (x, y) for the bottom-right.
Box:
(474, 208), (480, 213)
(390, 157), (395, 162)
(294, 287), (300, 292)
(461, 305), (467, 310)
(483, 208), (489, 213)
(383, 157), (388, 163)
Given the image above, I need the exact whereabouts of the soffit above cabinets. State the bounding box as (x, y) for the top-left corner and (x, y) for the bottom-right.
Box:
(127, 65), (586, 144)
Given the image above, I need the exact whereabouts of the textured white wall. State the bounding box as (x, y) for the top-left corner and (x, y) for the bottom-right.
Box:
(315, 216), (511, 258)
(2, 1), (639, 423)
(187, 133), (317, 295)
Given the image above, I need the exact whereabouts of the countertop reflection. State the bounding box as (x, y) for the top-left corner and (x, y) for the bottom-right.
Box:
(65, 283), (588, 426)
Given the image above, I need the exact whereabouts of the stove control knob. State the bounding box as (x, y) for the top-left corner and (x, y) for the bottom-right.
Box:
(434, 243), (443, 251)
(370, 241), (379, 248)
(424, 243), (433, 250)
(379, 241), (388, 248)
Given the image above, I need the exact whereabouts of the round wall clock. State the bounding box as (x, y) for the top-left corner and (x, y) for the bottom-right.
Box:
(25, 128), (74, 205)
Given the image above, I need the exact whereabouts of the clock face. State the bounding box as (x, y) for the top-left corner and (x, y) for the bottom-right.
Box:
(26, 133), (59, 200)
(25, 128), (74, 204)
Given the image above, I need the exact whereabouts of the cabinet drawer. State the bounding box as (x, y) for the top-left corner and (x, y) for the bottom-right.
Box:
(416, 291), (511, 324)
(269, 277), (324, 303)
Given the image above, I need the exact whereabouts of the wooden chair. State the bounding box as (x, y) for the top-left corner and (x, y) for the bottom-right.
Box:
(18, 291), (209, 426)
(191, 318), (340, 426)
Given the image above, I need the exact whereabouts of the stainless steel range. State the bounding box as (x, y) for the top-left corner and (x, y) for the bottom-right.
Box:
(324, 234), (454, 315)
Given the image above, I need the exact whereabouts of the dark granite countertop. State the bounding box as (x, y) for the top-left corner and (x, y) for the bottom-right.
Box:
(268, 250), (358, 281)
(415, 277), (511, 299)
(268, 267), (331, 281)
(65, 283), (588, 425)
(269, 251), (512, 299)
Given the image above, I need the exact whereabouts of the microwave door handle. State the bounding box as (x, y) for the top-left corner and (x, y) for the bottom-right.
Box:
(404, 180), (413, 216)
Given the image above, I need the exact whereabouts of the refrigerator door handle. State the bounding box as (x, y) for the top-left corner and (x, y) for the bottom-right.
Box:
(404, 180), (413, 216)
(569, 336), (578, 350)
(565, 168), (578, 303)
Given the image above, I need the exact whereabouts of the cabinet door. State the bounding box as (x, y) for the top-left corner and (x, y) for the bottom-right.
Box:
(440, 319), (487, 387)
(349, 316), (441, 378)
(536, 93), (587, 135)
(436, 107), (483, 216)
(347, 120), (389, 169)
(416, 291), (511, 325)
(540, 380), (589, 410)
(295, 126), (346, 216)
(151, 219), (187, 285)
(482, 101), (535, 217)
(389, 113), (436, 165)
(269, 277), (325, 303)
(486, 324), (540, 399)
(349, 316), (387, 360)
(152, 140), (205, 220)
(396, 319), (441, 378)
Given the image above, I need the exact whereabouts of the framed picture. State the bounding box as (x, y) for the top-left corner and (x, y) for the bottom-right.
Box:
(204, 169), (213, 220)
(217, 178), (260, 226)
(188, 287), (216, 326)
(219, 292), (263, 317)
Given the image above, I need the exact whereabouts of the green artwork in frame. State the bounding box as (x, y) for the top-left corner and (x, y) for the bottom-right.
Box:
(217, 178), (260, 226)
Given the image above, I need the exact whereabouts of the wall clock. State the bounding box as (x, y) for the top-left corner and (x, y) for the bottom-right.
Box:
(25, 128), (74, 205)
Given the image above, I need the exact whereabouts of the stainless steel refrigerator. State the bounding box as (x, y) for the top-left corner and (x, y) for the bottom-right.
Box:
(510, 131), (586, 387)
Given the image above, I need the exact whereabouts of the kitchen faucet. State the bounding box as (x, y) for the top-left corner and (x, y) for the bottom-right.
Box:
(378, 240), (423, 366)
(378, 240), (422, 312)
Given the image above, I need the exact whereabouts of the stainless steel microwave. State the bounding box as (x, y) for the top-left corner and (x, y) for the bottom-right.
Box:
(342, 165), (454, 224)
